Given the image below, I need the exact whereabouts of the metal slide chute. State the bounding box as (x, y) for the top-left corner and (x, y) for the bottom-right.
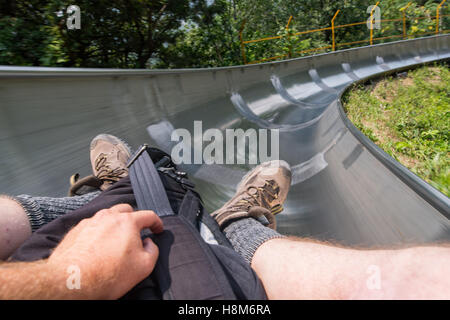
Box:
(0, 35), (449, 247)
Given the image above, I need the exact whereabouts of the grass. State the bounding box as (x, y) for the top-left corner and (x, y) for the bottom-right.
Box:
(343, 64), (450, 197)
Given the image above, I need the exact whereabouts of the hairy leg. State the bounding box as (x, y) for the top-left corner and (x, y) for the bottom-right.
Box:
(0, 197), (32, 260)
(0, 192), (100, 260)
(251, 237), (450, 299)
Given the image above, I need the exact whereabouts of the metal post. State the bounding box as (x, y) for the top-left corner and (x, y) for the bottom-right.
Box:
(286, 16), (293, 58)
(332, 10), (340, 51)
(401, 2), (412, 39)
(239, 20), (247, 65)
(370, 1), (380, 45)
(436, 0), (447, 34)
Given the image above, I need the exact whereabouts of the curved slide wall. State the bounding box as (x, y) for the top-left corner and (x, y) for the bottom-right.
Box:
(0, 35), (449, 247)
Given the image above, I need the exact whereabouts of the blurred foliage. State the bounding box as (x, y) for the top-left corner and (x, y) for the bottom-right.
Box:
(0, 0), (448, 68)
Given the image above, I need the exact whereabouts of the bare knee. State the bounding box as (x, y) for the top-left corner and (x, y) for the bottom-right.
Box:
(0, 196), (32, 260)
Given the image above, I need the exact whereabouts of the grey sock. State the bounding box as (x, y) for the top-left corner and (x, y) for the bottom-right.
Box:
(223, 217), (285, 264)
(13, 191), (101, 232)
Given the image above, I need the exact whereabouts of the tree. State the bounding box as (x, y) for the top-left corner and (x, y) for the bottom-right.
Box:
(47, 0), (197, 68)
(0, 0), (55, 66)
(0, 0), (447, 68)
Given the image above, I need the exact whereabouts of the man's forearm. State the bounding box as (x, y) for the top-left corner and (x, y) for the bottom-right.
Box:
(0, 260), (86, 299)
(0, 205), (162, 300)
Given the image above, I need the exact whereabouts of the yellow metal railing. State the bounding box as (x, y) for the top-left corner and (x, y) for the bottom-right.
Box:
(240, 1), (449, 65)
(331, 10), (340, 51)
(400, 2), (413, 39)
(437, 0), (447, 33)
(239, 19), (247, 65)
(286, 15), (293, 58)
(370, 1), (380, 45)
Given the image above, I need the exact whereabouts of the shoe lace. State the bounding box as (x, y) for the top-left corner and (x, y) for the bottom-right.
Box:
(95, 154), (128, 183)
(230, 180), (280, 213)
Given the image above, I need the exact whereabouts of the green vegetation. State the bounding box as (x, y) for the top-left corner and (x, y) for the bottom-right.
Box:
(343, 64), (450, 197)
(0, 1), (448, 68)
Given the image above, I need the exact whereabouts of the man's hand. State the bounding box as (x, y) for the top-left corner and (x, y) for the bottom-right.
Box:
(47, 203), (163, 299)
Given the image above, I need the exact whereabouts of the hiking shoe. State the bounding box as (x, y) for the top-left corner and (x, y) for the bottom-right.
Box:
(211, 160), (291, 230)
(68, 134), (132, 196)
(90, 134), (132, 191)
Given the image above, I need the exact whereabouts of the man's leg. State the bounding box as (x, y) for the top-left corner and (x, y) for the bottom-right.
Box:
(252, 237), (450, 299)
(211, 160), (291, 264)
(0, 192), (100, 260)
(223, 211), (450, 300)
(0, 196), (32, 260)
(0, 134), (132, 259)
(212, 161), (450, 299)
